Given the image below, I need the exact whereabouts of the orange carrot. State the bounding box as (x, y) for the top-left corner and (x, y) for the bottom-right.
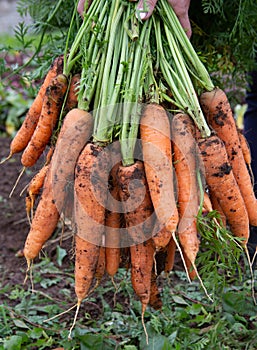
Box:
(93, 246), (106, 289)
(171, 113), (200, 277)
(117, 160), (154, 245)
(74, 234), (100, 305)
(149, 272), (162, 310)
(4, 55), (63, 160)
(164, 236), (176, 273)
(140, 104), (179, 249)
(74, 142), (109, 302)
(200, 88), (257, 226)
(63, 74), (80, 115)
(238, 129), (251, 166)
(50, 108), (93, 217)
(198, 134), (249, 243)
(208, 190), (227, 227)
(130, 239), (155, 341)
(23, 161), (60, 268)
(21, 73), (68, 168)
(105, 162), (122, 278)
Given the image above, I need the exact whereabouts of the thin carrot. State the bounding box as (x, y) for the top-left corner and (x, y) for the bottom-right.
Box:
(164, 236), (176, 273)
(140, 103), (179, 249)
(105, 162), (122, 279)
(21, 73), (68, 168)
(200, 88), (257, 226)
(23, 161), (60, 269)
(198, 134), (249, 244)
(63, 74), (80, 115)
(25, 145), (55, 219)
(91, 246), (106, 291)
(149, 272), (162, 310)
(208, 190), (227, 227)
(171, 113), (200, 278)
(2, 55), (63, 162)
(130, 239), (155, 343)
(238, 129), (254, 185)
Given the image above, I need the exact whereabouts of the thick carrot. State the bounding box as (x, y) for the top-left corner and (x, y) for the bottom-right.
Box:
(200, 88), (257, 226)
(117, 160), (154, 246)
(140, 104), (179, 249)
(198, 135), (249, 243)
(21, 73), (68, 168)
(74, 142), (109, 246)
(5, 55), (63, 160)
(73, 141), (110, 312)
(50, 108), (93, 217)
(63, 74), (80, 115)
(171, 113), (200, 274)
(23, 161), (60, 267)
(105, 162), (122, 278)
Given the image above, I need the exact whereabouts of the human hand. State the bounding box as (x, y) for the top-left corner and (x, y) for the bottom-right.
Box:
(136, 0), (192, 38)
(77, 0), (91, 17)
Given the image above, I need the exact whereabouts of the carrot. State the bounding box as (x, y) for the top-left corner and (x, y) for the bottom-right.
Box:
(117, 160), (154, 245)
(105, 162), (122, 279)
(198, 135), (249, 243)
(23, 161), (60, 268)
(92, 246), (106, 291)
(171, 113), (200, 277)
(238, 129), (251, 166)
(70, 142), (110, 336)
(21, 73), (68, 168)
(50, 108), (93, 217)
(149, 272), (162, 310)
(63, 74), (80, 115)
(74, 234), (100, 305)
(164, 236), (176, 273)
(208, 190), (227, 227)
(238, 129), (254, 185)
(130, 239), (155, 342)
(2, 55), (63, 161)
(140, 104), (179, 249)
(200, 88), (257, 226)
(25, 146), (55, 221)
(152, 224), (172, 251)
(74, 141), (109, 297)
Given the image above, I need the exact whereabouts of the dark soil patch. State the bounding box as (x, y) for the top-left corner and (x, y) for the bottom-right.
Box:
(0, 136), (31, 287)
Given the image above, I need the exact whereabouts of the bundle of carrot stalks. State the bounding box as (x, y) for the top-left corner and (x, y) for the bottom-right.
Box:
(2, 0), (257, 342)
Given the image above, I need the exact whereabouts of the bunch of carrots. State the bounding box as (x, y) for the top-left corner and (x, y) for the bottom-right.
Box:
(2, 0), (257, 342)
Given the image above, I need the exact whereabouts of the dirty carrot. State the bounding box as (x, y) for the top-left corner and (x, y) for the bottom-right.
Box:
(23, 161), (60, 269)
(63, 73), (80, 115)
(149, 271), (162, 310)
(21, 73), (68, 168)
(2, 55), (63, 162)
(198, 134), (249, 243)
(117, 160), (154, 246)
(200, 88), (257, 226)
(130, 239), (155, 343)
(50, 108), (93, 216)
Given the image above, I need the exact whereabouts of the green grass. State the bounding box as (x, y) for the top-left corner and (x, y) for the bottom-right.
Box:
(1, 245), (257, 350)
